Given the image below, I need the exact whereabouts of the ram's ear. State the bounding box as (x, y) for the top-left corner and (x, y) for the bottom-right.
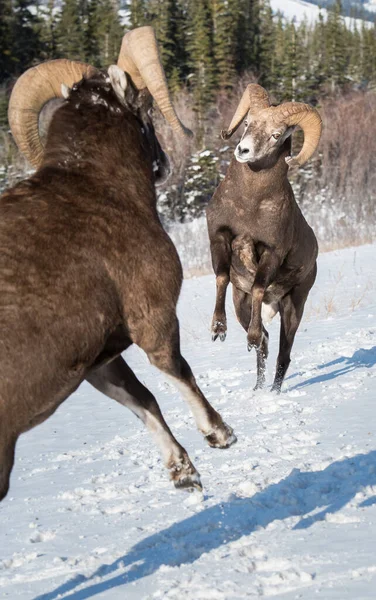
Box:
(61, 83), (71, 99)
(108, 65), (128, 103)
(281, 125), (295, 143)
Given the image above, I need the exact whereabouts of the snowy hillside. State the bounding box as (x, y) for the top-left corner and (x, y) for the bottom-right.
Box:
(270, 0), (374, 27)
(1, 243), (376, 599)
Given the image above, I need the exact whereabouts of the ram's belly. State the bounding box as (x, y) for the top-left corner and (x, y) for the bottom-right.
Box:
(230, 267), (252, 294)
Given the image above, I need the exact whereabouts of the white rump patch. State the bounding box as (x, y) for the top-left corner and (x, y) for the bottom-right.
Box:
(262, 302), (278, 324)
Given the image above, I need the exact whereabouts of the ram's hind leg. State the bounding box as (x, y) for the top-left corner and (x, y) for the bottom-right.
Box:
(87, 356), (201, 491)
(141, 319), (236, 449)
(254, 328), (269, 390)
(272, 265), (317, 393)
(233, 286), (269, 391)
(0, 423), (17, 502)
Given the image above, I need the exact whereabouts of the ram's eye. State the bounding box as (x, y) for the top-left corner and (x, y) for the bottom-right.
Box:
(272, 132), (281, 140)
(244, 120), (248, 127)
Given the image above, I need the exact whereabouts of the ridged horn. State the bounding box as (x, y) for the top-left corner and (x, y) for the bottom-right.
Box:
(8, 59), (97, 168)
(117, 26), (192, 137)
(274, 102), (322, 167)
(221, 84), (270, 140)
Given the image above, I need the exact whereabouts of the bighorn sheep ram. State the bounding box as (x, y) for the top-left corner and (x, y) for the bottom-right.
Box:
(206, 84), (322, 392)
(0, 26), (236, 501)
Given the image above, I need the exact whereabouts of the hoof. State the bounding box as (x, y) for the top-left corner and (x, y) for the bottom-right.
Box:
(205, 421), (237, 449)
(169, 459), (202, 492)
(212, 321), (227, 342)
(247, 330), (265, 352)
(247, 337), (263, 352)
(174, 472), (203, 492)
(270, 384), (282, 395)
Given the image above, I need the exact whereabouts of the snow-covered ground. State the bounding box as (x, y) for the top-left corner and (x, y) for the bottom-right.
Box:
(270, 0), (374, 28)
(1, 243), (376, 599)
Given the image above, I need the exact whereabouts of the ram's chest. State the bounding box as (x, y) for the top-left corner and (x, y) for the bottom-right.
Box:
(225, 197), (284, 247)
(229, 235), (257, 293)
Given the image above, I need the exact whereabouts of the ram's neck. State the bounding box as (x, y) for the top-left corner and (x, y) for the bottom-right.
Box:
(41, 107), (157, 206)
(228, 143), (292, 204)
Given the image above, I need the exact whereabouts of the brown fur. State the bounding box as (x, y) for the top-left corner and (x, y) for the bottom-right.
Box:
(206, 130), (318, 393)
(0, 71), (236, 501)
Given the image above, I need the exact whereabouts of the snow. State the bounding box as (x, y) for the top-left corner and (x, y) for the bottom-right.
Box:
(1, 243), (376, 599)
(270, 0), (374, 28)
(365, 0), (376, 12)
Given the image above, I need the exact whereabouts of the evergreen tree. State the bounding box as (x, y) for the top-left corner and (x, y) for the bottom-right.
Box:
(129, 0), (147, 28)
(292, 18), (316, 102)
(236, 0), (261, 73)
(91, 0), (124, 66)
(11, 0), (43, 74)
(186, 0), (216, 129)
(0, 0), (14, 81)
(0, 85), (9, 128)
(161, 149), (220, 221)
(348, 22), (362, 83)
(149, 0), (188, 82)
(325, 0), (350, 91)
(56, 0), (86, 60)
(272, 15), (286, 100)
(309, 10), (327, 99)
(280, 20), (298, 101)
(361, 22), (376, 85)
(39, 0), (58, 60)
(258, 1), (277, 90)
(211, 0), (239, 88)
(83, 0), (100, 64)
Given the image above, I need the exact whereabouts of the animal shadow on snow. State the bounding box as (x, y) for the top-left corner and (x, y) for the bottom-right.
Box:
(287, 345), (376, 390)
(34, 450), (376, 600)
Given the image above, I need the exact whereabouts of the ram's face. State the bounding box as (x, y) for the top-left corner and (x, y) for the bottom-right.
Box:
(235, 112), (292, 165)
(136, 91), (171, 186)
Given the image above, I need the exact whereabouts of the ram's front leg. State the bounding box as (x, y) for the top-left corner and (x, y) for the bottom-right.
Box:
(247, 249), (280, 351)
(209, 229), (232, 342)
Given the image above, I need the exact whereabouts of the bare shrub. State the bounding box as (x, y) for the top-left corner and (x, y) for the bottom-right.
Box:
(320, 92), (376, 198)
(0, 130), (30, 193)
(295, 90), (376, 249)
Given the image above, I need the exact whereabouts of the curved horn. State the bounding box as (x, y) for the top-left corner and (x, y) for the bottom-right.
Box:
(8, 59), (97, 168)
(274, 102), (322, 167)
(221, 84), (270, 140)
(117, 26), (192, 137)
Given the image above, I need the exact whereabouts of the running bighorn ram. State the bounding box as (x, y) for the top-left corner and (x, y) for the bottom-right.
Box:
(0, 27), (236, 501)
(206, 84), (322, 392)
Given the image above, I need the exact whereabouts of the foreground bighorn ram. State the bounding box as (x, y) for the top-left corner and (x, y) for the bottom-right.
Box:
(206, 84), (322, 392)
(0, 27), (236, 501)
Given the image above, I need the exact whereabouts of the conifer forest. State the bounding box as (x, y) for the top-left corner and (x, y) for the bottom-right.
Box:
(0, 0), (375, 251)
